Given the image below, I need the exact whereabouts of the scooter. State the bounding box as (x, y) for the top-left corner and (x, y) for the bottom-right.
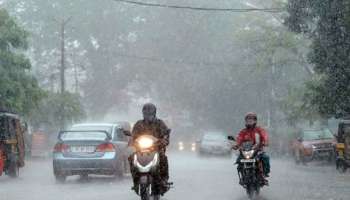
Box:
(131, 134), (172, 200)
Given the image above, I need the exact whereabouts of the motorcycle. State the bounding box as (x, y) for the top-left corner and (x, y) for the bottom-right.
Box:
(125, 131), (172, 200)
(228, 136), (265, 199)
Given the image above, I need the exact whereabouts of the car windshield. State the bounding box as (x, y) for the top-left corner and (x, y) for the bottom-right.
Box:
(203, 134), (226, 141)
(60, 131), (107, 141)
(303, 129), (334, 140)
(71, 125), (113, 134)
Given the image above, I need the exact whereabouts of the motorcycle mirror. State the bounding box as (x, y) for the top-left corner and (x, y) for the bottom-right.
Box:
(123, 130), (132, 137)
(227, 136), (235, 141)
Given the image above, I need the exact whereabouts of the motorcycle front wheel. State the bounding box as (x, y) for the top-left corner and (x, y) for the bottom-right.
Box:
(140, 184), (150, 200)
(246, 184), (259, 199)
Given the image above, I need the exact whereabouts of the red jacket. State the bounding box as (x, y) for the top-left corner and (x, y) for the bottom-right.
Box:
(236, 126), (269, 147)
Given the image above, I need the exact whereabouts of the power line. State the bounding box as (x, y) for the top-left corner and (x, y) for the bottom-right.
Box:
(113, 0), (284, 13)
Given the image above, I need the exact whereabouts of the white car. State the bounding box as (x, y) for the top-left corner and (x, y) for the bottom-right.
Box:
(198, 132), (232, 156)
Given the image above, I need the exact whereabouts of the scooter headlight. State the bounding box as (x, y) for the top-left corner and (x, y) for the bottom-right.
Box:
(242, 150), (254, 159)
(137, 137), (154, 149)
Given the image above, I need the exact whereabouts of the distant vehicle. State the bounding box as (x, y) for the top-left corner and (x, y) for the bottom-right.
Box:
(291, 128), (336, 164)
(53, 123), (130, 182)
(198, 132), (232, 156)
(177, 141), (196, 152)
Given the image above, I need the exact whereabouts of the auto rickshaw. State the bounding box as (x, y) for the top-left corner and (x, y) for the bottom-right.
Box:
(0, 111), (25, 177)
(335, 119), (350, 173)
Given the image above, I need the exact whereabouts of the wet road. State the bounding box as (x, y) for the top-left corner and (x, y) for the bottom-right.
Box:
(0, 152), (349, 200)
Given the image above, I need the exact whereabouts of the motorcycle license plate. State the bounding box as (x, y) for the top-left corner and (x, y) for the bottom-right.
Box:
(241, 159), (255, 163)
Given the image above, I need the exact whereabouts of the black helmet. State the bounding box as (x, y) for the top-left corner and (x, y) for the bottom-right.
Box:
(142, 103), (157, 122)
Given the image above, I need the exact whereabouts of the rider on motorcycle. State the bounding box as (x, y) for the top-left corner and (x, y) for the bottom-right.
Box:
(129, 103), (170, 193)
(233, 112), (270, 184)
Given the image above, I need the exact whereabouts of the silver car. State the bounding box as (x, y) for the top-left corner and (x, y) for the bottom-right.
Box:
(198, 132), (232, 156)
(53, 123), (129, 182)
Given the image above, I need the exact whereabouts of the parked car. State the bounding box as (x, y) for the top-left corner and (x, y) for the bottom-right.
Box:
(198, 132), (232, 156)
(53, 123), (130, 182)
(291, 128), (336, 164)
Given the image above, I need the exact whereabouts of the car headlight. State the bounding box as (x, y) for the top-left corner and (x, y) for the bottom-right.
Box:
(138, 137), (154, 149)
(191, 143), (196, 151)
(178, 142), (184, 150)
(242, 150), (254, 159)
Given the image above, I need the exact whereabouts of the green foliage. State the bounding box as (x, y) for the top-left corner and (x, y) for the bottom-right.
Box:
(0, 9), (44, 115)
(280, 77), (323, 126)
(29, 91), (86, 129)
(286, 0), (350, 118)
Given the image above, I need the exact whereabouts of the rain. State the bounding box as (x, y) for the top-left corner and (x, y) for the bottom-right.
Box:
(0, 0), (350, 200)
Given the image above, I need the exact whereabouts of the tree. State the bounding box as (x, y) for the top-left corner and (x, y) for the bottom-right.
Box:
(29, 91), (86, 131)
(285, 0), (350, 118)
(0, 9), (44, 115)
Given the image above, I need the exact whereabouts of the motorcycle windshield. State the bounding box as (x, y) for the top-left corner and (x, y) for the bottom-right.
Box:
(136, 152), (157, 167)
(242, 141), (254, 151)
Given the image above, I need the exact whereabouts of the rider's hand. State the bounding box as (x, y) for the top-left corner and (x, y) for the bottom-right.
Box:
(253, 144), (260, 151)
(159, 139), (168, 146)
(253, 144), (263, 151)
(232, 144), (239, 150)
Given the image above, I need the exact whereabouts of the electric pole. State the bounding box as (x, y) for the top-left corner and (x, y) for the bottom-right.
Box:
(56, 16), (72, 130)
(59, 17), (72, 94)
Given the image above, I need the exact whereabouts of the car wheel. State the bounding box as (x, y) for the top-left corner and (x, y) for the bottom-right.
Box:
(294, 150), (301, 165)
(55, 174), (66, 183)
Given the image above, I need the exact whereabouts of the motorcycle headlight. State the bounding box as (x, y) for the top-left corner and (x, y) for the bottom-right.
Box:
(243, 150), (254, 159)
(138, 137), (154, 149)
